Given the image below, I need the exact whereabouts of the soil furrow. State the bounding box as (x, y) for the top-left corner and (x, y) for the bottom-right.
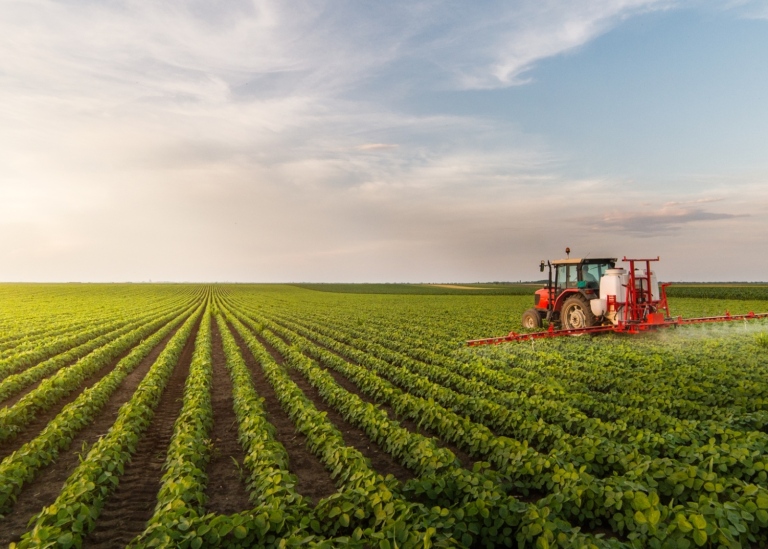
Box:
(83, 317), (201, 548)
(203, 321), (252, 514)
(228, 323), (338, 505)
(254, 332), (415, 484)
(0, 327), (180, 547)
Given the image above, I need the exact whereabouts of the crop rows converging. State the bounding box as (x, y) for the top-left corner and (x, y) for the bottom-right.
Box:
(1, 283), (767, 549)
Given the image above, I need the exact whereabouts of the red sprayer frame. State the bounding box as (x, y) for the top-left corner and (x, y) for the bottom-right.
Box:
(467, 257), (768, 346)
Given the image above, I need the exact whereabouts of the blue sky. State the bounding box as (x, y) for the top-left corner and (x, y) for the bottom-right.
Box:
(1, 0), (767, 282)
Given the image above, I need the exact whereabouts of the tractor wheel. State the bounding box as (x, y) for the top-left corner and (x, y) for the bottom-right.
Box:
(561, 295), (596, 330)
(521, 308), (543, 329)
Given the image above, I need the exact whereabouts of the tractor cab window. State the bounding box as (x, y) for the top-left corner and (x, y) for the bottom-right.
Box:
(580, 261), (615, 289)
(581, 264), (601, 288)
(556, 264), (578, 290)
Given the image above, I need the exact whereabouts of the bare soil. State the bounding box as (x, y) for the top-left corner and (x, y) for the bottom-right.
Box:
(203, 321), (252, 514)
(83, 316), (201, 548)
(227, 323), (338, 504)
(0, 326), (181, 547)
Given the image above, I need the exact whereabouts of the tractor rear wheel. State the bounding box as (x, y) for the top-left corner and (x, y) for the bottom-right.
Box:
(521, 308), (543, 329)
(561, 295), (596, 330)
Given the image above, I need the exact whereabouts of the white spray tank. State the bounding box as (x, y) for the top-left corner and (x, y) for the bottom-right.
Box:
(598, 268), (628, 324)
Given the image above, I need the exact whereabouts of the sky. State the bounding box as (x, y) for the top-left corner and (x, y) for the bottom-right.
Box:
(1, 0), (767, 282)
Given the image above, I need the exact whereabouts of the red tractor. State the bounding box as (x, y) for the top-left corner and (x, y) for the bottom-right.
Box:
(522, 253), (619, 331)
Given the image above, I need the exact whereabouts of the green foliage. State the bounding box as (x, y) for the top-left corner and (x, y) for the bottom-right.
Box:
(5, 283), (768, 548)
(666, 284), (768, 301)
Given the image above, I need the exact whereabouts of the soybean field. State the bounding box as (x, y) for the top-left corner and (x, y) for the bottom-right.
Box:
(1, 284), (768, 548)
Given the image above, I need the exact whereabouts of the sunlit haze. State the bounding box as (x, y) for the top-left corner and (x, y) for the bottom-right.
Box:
(2, 1), (767, 282)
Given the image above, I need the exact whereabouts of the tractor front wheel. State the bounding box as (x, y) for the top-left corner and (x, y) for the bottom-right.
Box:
(561, 296), (596, 330)
(522, 308), (543, 329)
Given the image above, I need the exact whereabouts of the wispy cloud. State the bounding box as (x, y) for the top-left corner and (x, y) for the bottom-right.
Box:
(724, 0), (768, 20)
(355, 143), (400, 151)
(408, 0), (676, 88)
(574, 201), (746, 235)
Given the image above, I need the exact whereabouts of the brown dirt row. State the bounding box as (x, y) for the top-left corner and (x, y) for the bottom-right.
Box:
(83, 316), (202, 548)
(227, 324), (338, 505)
(0, 327), (181, 547)
(253, 331), (415, 484)
(0, 343), (137, 464)
(203, 321), (252, 514)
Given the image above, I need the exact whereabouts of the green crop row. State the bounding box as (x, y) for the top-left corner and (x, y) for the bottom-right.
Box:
(666, 286), (768, 301)
(15, 300), (205, 548)
(0, 304), (184, 405)
(0, 304), (195, 444)
(235, 310), (632, 549)
(229, 300), (768, 548)
(0, 290), (195, 364)
(0, 287), (200, 372)
(0, 284), (199, 339)
(266, 304), (768, 484)
(250, 307), (768, 500)
(0, 303), (194, 517)
(284, 301), (768, 421)
(131, 302), (215, 546)
(222, 305), (461, 548)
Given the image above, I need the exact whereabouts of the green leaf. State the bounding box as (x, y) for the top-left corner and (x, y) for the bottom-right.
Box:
(57, 532), (74, 548)
(633, 492), (651, 511)
(233, 525), (247, 540)
(690, 514), (707, 530)
(677, 515), (693, 533)
(757, 494), (768, 510)
(693, 529), (707, 547)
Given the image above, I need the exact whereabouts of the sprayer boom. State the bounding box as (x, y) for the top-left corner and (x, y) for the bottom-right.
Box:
(467, 311), (768, 346)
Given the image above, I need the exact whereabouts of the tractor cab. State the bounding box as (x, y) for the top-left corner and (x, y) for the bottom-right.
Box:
(523, 253), (616, 330)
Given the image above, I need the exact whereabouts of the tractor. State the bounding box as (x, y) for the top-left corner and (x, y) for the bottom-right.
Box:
(522, 251), (619, 331)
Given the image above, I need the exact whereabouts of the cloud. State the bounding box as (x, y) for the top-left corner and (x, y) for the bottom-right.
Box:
(574, 202), (746, 235)
(407, 0), (676, 89)
(356, 143), (400, 151)
(724, 0), (768, 20)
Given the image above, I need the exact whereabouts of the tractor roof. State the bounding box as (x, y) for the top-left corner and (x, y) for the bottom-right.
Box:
(551, 258), (617, 265)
